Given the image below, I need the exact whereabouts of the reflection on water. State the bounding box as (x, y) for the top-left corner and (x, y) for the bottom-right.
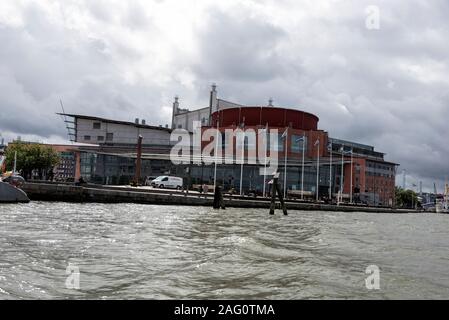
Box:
(0, 202), (449, 299)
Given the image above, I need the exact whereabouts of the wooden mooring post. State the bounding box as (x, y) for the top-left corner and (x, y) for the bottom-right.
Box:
(269, 173), (288, 215)
(213, 186), (226, 209)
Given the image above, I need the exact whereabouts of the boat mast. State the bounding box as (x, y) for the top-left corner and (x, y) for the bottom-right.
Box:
(13, 151), (17, 174)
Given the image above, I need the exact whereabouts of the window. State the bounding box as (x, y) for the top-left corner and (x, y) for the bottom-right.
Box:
(93, 122), (101, 129)
(177, 124), (183, 129)
(97, 136), (104, 141)
(106, 133), (113, 141)
(84, 135), (91, 141)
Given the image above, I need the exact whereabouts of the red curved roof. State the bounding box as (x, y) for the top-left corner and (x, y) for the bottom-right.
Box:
(211, 107), (319, 130)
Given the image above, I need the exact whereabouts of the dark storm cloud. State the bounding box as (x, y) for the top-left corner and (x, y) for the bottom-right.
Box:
(187, 1), (449, 190)
(0, 0), (448, 190)
(0, 1), (172, 143)
(193, 7), (287, 82)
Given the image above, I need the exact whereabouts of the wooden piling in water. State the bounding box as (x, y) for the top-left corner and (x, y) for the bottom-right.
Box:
(269, 173), (288, 215)
(213, 186), (226, 209)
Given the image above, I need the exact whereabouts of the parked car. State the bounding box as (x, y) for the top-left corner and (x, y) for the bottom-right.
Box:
(150, 176), (183, 189)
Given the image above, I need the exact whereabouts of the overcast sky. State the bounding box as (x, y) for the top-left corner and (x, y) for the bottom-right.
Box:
(0, 0), (448, 191)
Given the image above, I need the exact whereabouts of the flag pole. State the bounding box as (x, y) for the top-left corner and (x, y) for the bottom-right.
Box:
(240, 135), (244, 196)
(315, 139), (320, 202)
(329, 140), (332, 201)
(301, 134), (305, 200)
(340, 145), (344, 204)
(283, 128), (288, 199)
(350, 148), (353, 204)
(262, 124), (268, 197)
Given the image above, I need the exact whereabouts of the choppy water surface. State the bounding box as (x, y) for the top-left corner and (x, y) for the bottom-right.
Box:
(0, 202), (449, 299)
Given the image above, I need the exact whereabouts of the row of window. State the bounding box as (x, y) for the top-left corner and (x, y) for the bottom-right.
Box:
(367, 163), (393, 171)
(366, 171), (395, 178)
(84, 133), (113, 142)
(221, 133), (308, 153)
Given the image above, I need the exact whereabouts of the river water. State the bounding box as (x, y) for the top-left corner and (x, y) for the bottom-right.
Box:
(0, 202), (448, 299)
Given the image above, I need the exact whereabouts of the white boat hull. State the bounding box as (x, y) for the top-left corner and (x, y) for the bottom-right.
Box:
(436, 202), (449, 214)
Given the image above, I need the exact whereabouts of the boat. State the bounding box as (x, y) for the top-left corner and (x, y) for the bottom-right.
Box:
(0, 154), (30, 203)
(435, 184), (449, 214)
(0, 180), (30, 203)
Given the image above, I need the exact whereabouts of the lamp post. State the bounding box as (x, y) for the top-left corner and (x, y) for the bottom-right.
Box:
(314, 139), (320, 202)
(261, 124), (268, 197)
(213, 120), (220, 192)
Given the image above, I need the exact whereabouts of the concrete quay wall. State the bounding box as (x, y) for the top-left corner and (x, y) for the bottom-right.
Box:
(21, 182), (413, 214)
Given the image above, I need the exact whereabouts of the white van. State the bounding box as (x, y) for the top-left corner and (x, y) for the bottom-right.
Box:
(150, 176), (183, 189)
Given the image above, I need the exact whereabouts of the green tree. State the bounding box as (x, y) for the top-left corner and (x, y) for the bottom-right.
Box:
(395, 186), (419, 208)
(4, 142), (60, 180)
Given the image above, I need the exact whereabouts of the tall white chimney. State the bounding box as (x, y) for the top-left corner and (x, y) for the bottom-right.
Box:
(171, 96), (180, 129)
(209, 83), (218, 125)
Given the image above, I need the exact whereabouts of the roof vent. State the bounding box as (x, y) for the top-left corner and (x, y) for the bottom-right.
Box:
(142, 119), (146, 125)
(135, 118), (139, 124)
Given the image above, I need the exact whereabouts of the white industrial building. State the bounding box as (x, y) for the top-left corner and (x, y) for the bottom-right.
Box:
(59, 113), (172, 147)
(171, 84), (246, 132)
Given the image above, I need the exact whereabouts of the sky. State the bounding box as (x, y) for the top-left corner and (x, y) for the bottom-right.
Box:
(0, 0), (448, 192)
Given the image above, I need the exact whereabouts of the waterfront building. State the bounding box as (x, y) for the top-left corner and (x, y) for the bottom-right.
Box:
(58, 85), (398, 206)
(57, 113), (174, 184)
